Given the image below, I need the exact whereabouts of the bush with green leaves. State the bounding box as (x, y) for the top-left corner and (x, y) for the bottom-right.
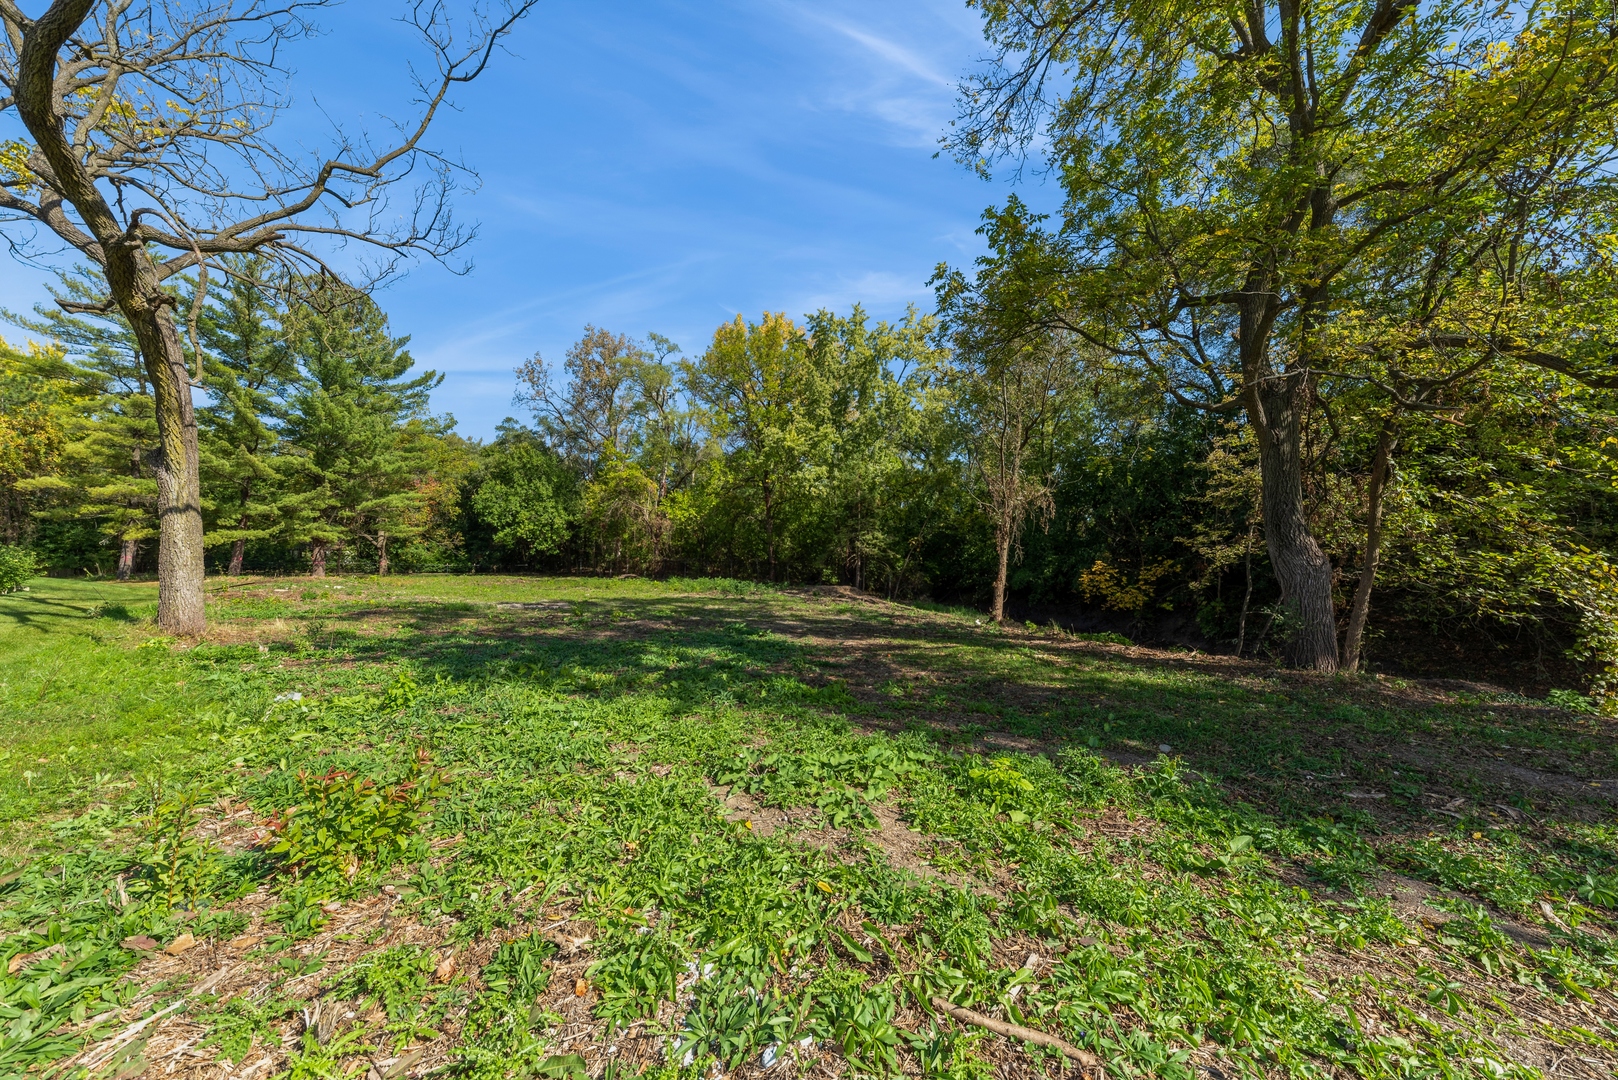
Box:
(0, 545), (37, 594)
(264, 749), (447, 880)
(131, 786), (220, 908)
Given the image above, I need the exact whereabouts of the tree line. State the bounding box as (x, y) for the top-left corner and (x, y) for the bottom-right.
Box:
(4, 261), (1618, 699)
(1, 0), (1616, 702)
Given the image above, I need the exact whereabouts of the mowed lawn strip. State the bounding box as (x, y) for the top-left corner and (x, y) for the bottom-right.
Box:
(0, 575), (1614, 1080)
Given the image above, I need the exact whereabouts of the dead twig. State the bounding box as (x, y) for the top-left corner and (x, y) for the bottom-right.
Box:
(66, 999), (186, 1074)
(930, 996), (1105, 1073)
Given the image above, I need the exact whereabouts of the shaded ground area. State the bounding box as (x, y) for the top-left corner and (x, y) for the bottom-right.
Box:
(0, 575), (1614, 1080)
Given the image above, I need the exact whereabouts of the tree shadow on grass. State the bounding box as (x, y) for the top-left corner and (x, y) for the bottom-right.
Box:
(181, 583), (1618, 952)
(191, 583), (1618, 897)
(279, 590), (1618, 834)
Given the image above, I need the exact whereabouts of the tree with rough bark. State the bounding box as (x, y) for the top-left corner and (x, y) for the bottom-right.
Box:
(0, 0), (536, 631)
(945, 0), (1618, 670)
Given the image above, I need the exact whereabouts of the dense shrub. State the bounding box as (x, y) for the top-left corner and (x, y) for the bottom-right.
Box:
(0, 544), (37, 593)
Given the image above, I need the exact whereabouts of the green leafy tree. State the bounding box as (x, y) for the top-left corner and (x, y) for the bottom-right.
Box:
(581, 454), (663, 572)
(795, 306), (942, 593)
(681, 313), (807, 581)
(7, 277), (158, 578)
(0, 340), (73, 546)
(941, 328), (1086, 622)
(466, 425), (575, 566)
(516, 327), (694, 572)
(943, 0), (1618, 670)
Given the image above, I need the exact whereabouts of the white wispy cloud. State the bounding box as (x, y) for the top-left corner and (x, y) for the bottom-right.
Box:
(811, 17), (954, 88)
(791, 269), (935, 315)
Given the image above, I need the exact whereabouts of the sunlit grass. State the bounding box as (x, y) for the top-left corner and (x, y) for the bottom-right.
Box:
(0, 575), (1614, 1078)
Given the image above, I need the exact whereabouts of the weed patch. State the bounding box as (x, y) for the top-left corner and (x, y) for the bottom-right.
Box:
(0, 576), (1613, 1080)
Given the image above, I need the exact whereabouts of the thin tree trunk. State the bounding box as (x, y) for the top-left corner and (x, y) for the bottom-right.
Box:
(226, 483), (251, 576)
(762, 477), (776, 582)
(377, 532), (389, 576)
(311, 541), (328, 578)
(17, 2), (206, 635)
(1341, 424), (1396, 673)
(991, 519), (1012, 622)
(121, 448), (144, 584)
(1236, 527), (1255, 657)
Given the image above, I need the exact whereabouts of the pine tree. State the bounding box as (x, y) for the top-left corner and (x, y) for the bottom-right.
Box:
(0, 340), (74, 546)
(195, 261), (297, 575)
(275, 287), (445, 576)
(6, 272), (159, 578)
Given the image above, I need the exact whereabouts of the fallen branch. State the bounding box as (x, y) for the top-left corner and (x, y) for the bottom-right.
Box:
(930, 997), (1105, 1073)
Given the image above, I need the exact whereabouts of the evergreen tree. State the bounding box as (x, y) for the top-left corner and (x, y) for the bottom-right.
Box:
(0, 340), (74, 546)
(275, 288), (445, 576)
(6, 273), (159, 578)
(196, 261), (298, 575)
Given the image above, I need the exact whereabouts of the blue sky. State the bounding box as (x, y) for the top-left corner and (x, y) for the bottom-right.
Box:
(0, 1), (1058, 439)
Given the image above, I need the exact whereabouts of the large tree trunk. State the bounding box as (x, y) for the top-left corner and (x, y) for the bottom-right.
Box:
(116, 539), (137, 582)
(1241, 295), (1338, 672)
(1341, 425), (1396, 673)
(377, 532), (389, 576)
(129, 283), (207, 633)
(17, 0), (206, 634)
(311, 541), (328, 578)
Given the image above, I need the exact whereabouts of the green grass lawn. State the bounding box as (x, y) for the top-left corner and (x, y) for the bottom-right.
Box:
(1, 574), (1615, 1080)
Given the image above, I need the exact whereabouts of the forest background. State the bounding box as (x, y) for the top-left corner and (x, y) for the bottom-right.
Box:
(2, 260), (1615, 704)
(2, 0), (1618, 707)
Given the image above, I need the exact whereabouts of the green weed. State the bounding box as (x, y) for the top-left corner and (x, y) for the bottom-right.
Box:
(2, 576), (1616, 1080)
(264, 749), (447, 880)
(199, 995), (295, 1063)
(131, 785), (220, 909)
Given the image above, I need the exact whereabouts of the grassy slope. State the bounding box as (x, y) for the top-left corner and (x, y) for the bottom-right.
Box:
(0, 575), (1615, 1080)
